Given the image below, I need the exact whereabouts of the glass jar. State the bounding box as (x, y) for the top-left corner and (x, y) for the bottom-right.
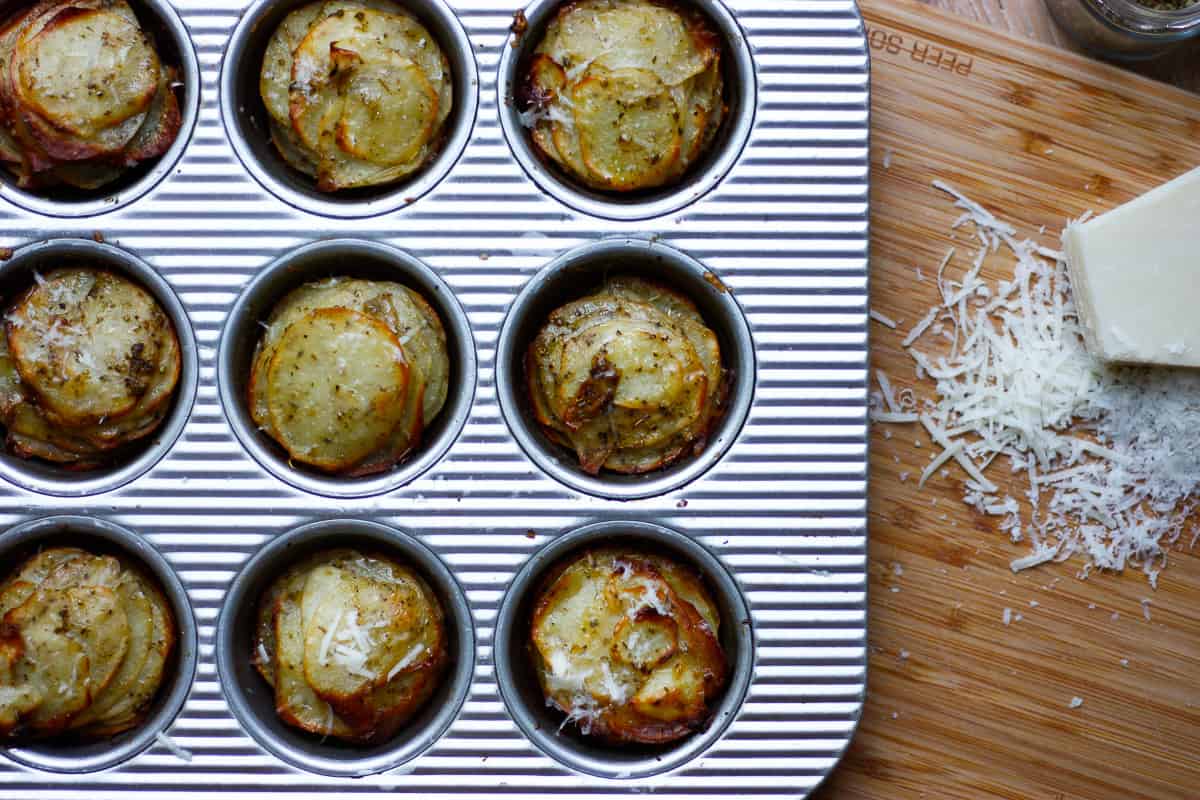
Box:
(1044, 0), (1200, 60)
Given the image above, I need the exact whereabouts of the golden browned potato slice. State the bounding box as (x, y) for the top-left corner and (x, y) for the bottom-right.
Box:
(41, 553), (121, 590)
(83, 568), (174, 736)
(6, 270), (171, 427)
(121, 65), (182, 166)
(527, 276), (725, 475)
(15, 5), (158, 140)
(67, 570), (154, 731)
(541, 0), (713, 89)
(3, 589), (96, 732)
(572, 67), (680, 191)
(268, 119), (318, 177)
(337, 53), (437, 166)
(273, 568), (355, 739)
(8, 548), (85, 586)
(263, 0), (451, 192)
(530, 549), (726, 744)
(260, 1), (326, 126)
(265, 307), (411, 471)
(249, 277), (449, 476)
(300, 560), (441, 721)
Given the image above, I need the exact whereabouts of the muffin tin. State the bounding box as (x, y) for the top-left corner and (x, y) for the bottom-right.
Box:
(0, 0), (870, 797)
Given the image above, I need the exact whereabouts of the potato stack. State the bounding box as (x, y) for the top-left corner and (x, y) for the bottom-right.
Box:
(521, 0), (725, 192)
(248, 277), (449, 476)
(0, 269), (182, 467)
(531, 548), (727, 744)
(253, 549), (447, 743)
(260, 0), (453, 191)
(527, 275), (725, 474)
(0, 0), (182, 190)
(0, 547), (176, 739)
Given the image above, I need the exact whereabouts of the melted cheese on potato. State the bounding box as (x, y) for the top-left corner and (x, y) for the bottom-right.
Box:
(254, 549), (446, 743)
(530, 548), (727, 744)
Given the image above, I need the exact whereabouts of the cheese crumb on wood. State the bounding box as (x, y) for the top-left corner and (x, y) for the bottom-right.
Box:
(1064, 166), (1200, 368)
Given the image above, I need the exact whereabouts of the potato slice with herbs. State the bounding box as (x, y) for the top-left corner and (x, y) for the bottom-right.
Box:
(256, 549), (447, 743)
(521, 0), (723, 193)
(573, 67), (681, 191)
(249, 276), (450, 478)
(6, 269), (171, 427)
(527, 276), (725, 475)
(265, 307), (411, 471)
(336, 53), (437, 166)
(15, 6), (158, 140)
(261, 0), (451, 191)
(531, 549), (726, 744)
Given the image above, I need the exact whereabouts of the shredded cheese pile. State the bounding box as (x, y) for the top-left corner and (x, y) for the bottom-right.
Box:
(872, 183), (1199, 585)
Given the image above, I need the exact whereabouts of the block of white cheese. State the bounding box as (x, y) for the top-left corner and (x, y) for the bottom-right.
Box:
(1064, 165), (1200, 368)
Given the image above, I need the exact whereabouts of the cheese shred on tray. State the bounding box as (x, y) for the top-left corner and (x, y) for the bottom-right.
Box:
(871, 181), (1200, 586)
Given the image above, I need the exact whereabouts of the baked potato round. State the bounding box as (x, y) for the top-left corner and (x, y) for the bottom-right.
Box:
(526, 275), (726, 474)
(252, 548), (447, 744)
(247, 276), (449, 476)
(0, 0), (183, 190)
(518, 0), (724, 193)
(0, 268), (181, 468)
(530, 547), (727, 744)
(0, 546), (176, 739)
(259, 0), (453, 192)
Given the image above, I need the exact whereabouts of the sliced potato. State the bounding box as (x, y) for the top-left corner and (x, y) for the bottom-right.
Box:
(3, 589), (94, 732)
(260, 1), (326, 125)
(68, 570), (154, 731)
(16, 5), (158, 139)
(250, 277), (450, 476)
(6, 269), (170, 427)
(85, 568), (174, 734)
(122, 65), (182, 166)
(273, 568), (355, 739)
(526, 276), (725, 475)
(337, 53), (437, 166)
(543, 0), (712, 89)
(262, 0), (450, 193)
(265, 307), (411, 471)
(530, 549), (726, 744)
(573, 67), (680, 191)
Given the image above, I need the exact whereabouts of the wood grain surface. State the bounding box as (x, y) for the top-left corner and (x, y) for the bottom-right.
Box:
(810, 2), (1200, 798)
(920, 0), (1200, 92)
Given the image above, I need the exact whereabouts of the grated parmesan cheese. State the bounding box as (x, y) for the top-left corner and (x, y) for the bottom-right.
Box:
(155, 731), (193, 762)
(873, 182), (1198, 585)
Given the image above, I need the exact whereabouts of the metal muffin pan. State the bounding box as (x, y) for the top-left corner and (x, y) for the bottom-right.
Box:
(220, 0), (480, 219)
(217, 238), (477, 498)
(495, 0), (758, 221)
(0, 515), (198, 774)
(215, 518), (476, 777)
(0, 239), (199, 498)
(494, 238), (756, 500)
(0, 0), (870, 797)
(0, 0), (202, 219)
(493, 520), (754, 779)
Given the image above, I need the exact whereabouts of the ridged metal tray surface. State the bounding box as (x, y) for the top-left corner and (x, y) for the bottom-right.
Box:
(0, 0), (870, 795)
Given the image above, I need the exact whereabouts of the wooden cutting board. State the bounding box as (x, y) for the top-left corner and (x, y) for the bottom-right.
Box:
(813, 2), (1200, 798)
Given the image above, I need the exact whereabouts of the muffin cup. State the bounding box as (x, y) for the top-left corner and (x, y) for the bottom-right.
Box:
(0, 515), (198, 774)
(215, 518), (476, 778)
(492, 520), (754, 779)
(0, 0), (201, 218)
(496, 0), (758, 221)
(220, 0), (479, 219)
(0, 238), (198, 497)
(493, 237), (755, 500)
(217, 238), (476, 498)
